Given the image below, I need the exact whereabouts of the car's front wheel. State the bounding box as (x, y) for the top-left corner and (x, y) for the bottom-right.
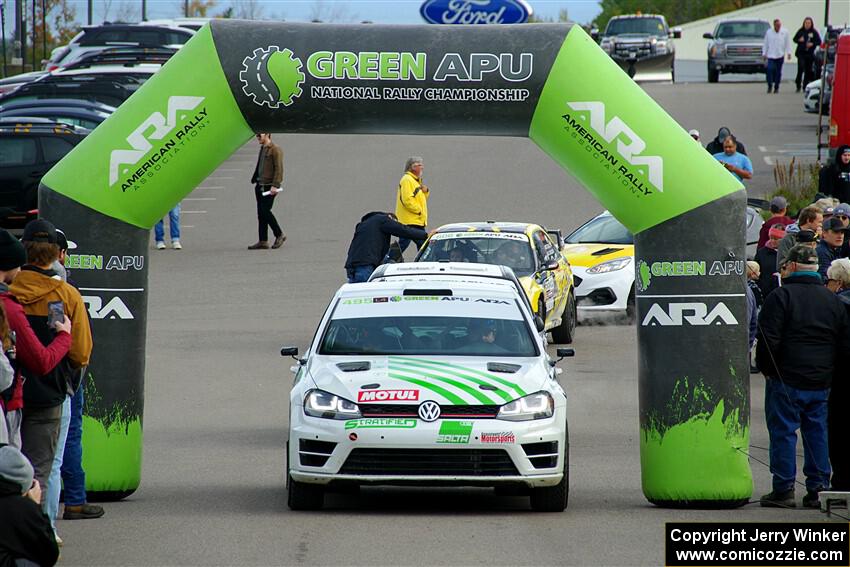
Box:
(707, 64), (719, 83)
(287, 474), (325, 510)
(551, 292), (576, 344)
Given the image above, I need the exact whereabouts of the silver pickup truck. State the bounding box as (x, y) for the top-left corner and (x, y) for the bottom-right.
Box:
(704, 19), (769, 83)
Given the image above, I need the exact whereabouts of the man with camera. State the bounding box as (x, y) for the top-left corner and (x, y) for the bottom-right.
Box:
(0, 229), (71, 450)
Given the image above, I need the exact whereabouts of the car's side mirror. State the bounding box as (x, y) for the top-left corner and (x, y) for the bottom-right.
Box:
(702, 32), (714, 39)
(281, 346), (306, 365)
(549, 347), (575, 367)
(534, 316), (545, 332)
(672, 28), (682, 39)
(543, 260), (559, 271)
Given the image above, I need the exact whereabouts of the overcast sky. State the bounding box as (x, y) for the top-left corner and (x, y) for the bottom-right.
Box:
(2, 0), (602, 35)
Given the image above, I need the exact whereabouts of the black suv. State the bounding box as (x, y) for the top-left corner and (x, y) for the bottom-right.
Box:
(0, 118), (89, 231)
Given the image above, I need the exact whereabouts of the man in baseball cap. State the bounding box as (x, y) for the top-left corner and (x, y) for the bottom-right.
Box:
(758, 242), (849, 508)
(817, 217), (848, 281)
(758, 196), (793, 248)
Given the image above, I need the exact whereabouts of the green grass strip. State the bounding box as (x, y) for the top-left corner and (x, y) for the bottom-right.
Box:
(395, 357), (527, 397)
(387, 372), (467, 404)
(390, 359), (513, 403)
(389, 365), (497, 405)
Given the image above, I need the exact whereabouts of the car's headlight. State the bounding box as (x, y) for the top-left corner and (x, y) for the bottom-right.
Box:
(497, 391), (554, 421)
(714, 43), (726, 56)
(303, 389), (361, 420)
(655, 40), (668, 53)
(601, 39), (613, 53)
(587, 257), (631, 274)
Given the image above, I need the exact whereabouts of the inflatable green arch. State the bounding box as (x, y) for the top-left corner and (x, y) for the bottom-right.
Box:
(40, 21), (751, 506)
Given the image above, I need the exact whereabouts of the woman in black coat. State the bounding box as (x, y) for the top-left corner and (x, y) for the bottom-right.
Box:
(794, 17), (822, 92)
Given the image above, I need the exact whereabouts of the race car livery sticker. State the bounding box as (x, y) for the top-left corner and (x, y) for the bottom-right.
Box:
(480, 431), (516, 444)
(437, 420), (473, 443)
(344, 418), (418, 429)
(357, 389), (420, 402)
(430, 231), (527, 241)
(388, 356), (527, 404)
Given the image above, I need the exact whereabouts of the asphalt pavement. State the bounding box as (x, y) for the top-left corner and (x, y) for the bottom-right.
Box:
(55, 78), (839, 566)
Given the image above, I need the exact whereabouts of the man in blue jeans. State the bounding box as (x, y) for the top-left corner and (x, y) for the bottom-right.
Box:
(154, 204), (182, 250)
(762, 18), (792, 93)
(756, 245), (849, 508)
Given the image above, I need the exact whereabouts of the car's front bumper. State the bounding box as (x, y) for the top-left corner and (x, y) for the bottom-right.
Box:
(710, 57), (766, 74)
(609, 51), (674, 81)
(571, 264), (634, 314)
(289, 406), (567, 487)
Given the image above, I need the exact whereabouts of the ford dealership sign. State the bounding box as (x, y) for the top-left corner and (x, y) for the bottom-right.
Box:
(420, 0), (532, 24)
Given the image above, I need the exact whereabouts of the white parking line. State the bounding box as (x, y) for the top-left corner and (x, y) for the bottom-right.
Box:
(182, 210), (207, 214)
(197, 186), (224, 189)
(184, 198), (216, 201)
(79, 287), (145, 292)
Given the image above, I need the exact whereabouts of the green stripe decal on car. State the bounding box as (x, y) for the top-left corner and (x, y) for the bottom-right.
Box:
(390, 359), (513, 403)
(394, 357), (526, 397)
(388, 364), (498, 405)
(387, 372), (467, 404)
(40, 24), (254, 228)
(528, 25), (742, 234)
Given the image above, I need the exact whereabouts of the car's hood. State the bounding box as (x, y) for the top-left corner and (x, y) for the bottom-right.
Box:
(562, 243), (634, 267)
(308, 355), (546, 406)
(609, 33), (656, 41)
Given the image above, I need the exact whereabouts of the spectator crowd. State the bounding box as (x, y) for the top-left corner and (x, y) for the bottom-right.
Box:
(750, 195), (850, 508)
(0, 220), (102, 566)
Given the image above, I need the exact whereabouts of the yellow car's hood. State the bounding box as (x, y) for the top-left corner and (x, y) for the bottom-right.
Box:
(562, 243), (634, 268)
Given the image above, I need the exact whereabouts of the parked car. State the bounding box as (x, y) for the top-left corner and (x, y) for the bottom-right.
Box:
(44, 23), (193, 70)
(63, 46), (178, 70)
(0, 70), (48, 96)
(804, 78), (824, 113)
(0, 65), (157, 107)
(704, 19), (769, 83)
(140, 18), (211, 32)
(0, 118), (89, 231)
(0, 104), (110, 129)
(592, 14), (681, 81)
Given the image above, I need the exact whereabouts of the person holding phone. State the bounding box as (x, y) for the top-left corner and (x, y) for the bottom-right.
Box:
(0, 229), (71, 452)
(9, 219), (91, 543)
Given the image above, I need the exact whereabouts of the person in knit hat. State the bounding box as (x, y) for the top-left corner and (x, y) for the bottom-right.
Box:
(0, 229), (71, 450)
(0, 445), (59, 566)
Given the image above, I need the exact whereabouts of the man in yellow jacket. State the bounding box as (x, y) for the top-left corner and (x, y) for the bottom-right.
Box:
(393, 156), (430, 258)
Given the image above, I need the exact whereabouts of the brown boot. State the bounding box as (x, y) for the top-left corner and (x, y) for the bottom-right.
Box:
(272, 233), (287, 249)
(248, 241), (270, 250)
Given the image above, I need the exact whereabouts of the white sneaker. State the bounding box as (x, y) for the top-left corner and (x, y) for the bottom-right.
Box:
(156, 241), (166, 250)
(172, 241), (182, 250)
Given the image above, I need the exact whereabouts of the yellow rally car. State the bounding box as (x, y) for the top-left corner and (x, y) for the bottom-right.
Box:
(415, 221), (577, 344)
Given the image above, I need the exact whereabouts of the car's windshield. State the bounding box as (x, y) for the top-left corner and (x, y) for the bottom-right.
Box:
(418, 232), (537, 276)
(565, 215), (633, 244)
(606, 17), (666, 36)
(716, 21), (769, 39)
(320, 295), (537, 357)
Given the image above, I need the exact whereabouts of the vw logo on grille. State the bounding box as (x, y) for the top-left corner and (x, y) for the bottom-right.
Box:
(417, 401), (441, 422)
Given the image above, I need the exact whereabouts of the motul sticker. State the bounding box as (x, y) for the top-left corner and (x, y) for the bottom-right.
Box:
(357, 389), (419, 403)
(480, 432), (516, 444)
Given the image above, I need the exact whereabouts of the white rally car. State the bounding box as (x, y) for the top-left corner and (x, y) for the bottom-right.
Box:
(284, 277), (571, 512)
